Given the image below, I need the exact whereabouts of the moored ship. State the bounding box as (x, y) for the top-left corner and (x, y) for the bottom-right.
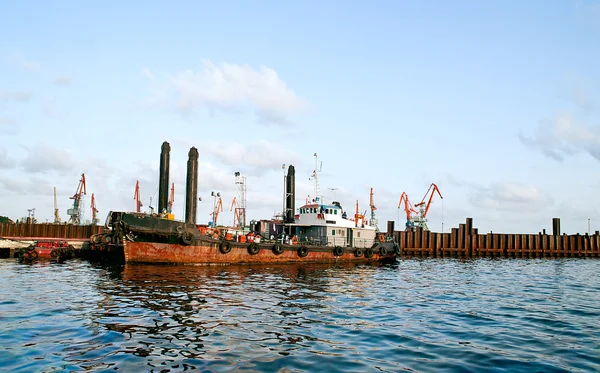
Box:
(90, 143), (399, 264)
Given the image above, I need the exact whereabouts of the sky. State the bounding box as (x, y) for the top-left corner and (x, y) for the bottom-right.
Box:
(1, 0), (599, 234)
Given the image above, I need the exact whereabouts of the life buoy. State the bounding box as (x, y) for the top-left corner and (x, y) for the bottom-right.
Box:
(332, 246), (343, 257)
(180, 231), (193, 245)
(378, 234), (385, 243)
(248, 243), (260, 255)
(354, 248), (363, 257)
(364, 247), (374, 258)
(379, 246), (388, 256)
(291, 236), (298, 245)
(272, 243), (284, 255)
(297, 246), (308, 257)
(219, 241), (232, 254)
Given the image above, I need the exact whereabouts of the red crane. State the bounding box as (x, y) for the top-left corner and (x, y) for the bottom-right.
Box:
(67, 173), (87, 224)
(134, 181), (143, 213)
(167, 183), (175, 213)
(398, 192), (418, 229)
(91, 193), (99, 225)
(413, 183), (443, 231)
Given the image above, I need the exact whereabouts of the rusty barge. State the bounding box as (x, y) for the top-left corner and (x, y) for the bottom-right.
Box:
(90, 142), (398, 265)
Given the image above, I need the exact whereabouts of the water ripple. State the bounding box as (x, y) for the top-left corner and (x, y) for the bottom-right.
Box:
(1, 259), (599, 372)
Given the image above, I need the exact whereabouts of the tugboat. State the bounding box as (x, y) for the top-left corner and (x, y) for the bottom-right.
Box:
(90, 143), (399, 265)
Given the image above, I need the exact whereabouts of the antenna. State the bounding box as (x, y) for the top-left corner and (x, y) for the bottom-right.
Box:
(309, 153), (321, 203)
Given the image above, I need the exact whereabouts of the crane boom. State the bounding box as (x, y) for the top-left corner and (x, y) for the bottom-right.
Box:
(167, 183), (175, 213)
(134, 181), (143, 213)
(91, 193), (99, 225)
(53, 187), (61, 223)
(415, 183), (443, 218)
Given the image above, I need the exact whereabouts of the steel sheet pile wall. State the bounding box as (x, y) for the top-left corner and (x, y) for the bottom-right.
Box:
(0, 223), (103, 240)
(394, 218), (600, 258)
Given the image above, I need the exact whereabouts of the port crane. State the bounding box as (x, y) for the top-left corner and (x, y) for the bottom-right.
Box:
(411, 183), (443, 231)
(210, 191), (223, 227)
(369, 188), (379, 231)
(398, 192), (418, 230)
(91, 193), (99, 225)
(134, 181), (143, 213)
(230, 196), (244, 228)
(67, 173), (86, 225)
(167, 183), (175, 213)
(53, 187), (61, 223)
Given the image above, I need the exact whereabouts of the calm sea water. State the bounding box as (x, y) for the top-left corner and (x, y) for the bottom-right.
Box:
(1, 258), (599, 373)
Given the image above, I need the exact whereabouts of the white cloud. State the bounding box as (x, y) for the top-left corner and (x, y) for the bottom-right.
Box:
(42, 98), (60, 118)
(468, 182), (552, 212)
(20, 143), (75, 173)
(200, 139), (299, 174)
(0, 148), (16, 169)
(0, 118), (20, 135)
(142, 60), (307, 125)
(0, 91), (32, 102)
(519, 113), (600, 161)
(6, 53), (40, 72)
(53, 75), (72, 86)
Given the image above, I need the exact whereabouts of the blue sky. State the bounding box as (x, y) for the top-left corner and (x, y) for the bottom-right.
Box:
(1, 0), (599, 234)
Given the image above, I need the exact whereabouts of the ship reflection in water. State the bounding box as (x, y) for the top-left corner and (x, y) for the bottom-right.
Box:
(1, 259), (599, 372)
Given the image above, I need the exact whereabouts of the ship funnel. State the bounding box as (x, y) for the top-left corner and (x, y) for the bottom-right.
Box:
(285, 165), (295, 224)
(185, 147), (199, 224)
(158, 141), (171, 214)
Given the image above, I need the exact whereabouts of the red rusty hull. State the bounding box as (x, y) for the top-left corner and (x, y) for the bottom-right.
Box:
(123, 239), (395, 265)
(35, 248), (54, 259)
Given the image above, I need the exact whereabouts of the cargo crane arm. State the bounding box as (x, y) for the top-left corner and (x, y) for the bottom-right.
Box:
(167, 183), (174, 213)
(414, 183), (443, 218)
(398, 192), (417, 220)
(134, 181), (143, 213)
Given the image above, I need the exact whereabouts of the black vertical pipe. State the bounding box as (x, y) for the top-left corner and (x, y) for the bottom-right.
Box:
(285, 165), (295, 224)
(387, 221), (394, 236)
(552, 218), (561, 236)
(158, 141), (171, 214)
(185, 147), (199, 224)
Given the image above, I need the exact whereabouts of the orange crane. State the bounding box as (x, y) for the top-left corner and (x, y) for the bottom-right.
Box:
(210, 191), (223, 226)
(134, 181), (143, 213)
(91, 193), (99, 225)
(369, 188), (379, 230)
(67, 173), (86, 224)
(398, 192), (418, 230)
(167, 183), (174, 213)
(412, 183), (443, 231)
(230, 196), (243, 228)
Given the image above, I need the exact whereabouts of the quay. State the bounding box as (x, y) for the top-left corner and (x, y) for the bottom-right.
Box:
(386, 218), (600, 259)
(1, 217), (599, 260)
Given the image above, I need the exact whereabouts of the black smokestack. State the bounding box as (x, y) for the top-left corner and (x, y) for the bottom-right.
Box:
(158, 141), (171, 214)
(285, 165), (295, 223)
(185, 147), (199, 224)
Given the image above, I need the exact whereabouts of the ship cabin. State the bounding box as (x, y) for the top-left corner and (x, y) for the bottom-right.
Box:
(290, 197), (377, 248)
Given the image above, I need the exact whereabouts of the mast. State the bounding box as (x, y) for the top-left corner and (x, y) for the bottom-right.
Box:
(309, 153), (322, 203)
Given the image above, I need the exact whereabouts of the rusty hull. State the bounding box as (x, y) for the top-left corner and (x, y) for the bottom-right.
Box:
(123, 240), (395, 265)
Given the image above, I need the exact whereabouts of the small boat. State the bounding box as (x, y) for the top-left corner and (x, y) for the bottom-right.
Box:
(17, 240), (75, 263)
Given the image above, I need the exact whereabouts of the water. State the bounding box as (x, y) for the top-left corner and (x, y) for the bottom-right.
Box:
(1, 259), (599, 373)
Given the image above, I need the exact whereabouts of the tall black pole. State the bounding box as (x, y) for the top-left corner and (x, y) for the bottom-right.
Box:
(185, 147), (199, 224)
(158, 141), (171, 214)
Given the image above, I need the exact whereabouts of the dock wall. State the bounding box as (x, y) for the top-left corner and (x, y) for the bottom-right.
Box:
(0, 223), (103, 240)
(393, 218), (600, 258)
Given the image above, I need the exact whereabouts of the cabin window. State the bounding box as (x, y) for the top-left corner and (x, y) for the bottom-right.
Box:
(334, 210), (337, 215)
(332, 229), (335, 236)
(326, 209), (330, 214)
(357, 232), (361, 237)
